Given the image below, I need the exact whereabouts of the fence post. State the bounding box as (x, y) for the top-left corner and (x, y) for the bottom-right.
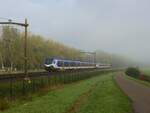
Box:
(10, 76), (13, 100)
(48, 72), (51, 85)
(32, 78), (35, 92)
(22, 79), (25, 96)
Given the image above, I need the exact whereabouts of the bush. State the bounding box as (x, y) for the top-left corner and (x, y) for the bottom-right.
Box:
(0, 98), (9, 111)
(125, 67), (140, 78)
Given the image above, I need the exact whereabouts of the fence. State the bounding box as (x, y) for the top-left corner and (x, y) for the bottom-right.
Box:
(0, 69), (113, 100)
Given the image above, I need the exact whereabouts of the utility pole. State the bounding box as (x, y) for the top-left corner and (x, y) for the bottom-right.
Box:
(94, 52), (96, 64)
(80, 51), (96, 64)
(24, 19), (28, 77)
(0, 18), (29, 78)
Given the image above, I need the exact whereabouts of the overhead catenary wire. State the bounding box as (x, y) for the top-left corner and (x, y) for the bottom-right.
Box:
(0, 17), (12, 22)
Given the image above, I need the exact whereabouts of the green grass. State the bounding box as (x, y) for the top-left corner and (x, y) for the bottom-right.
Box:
(1, 73), (132, 113)
(125, 74), (150, 87)
(124, 68), (150, 86)
(0, 70), (108, 98)
(77, 74), (133, 113)
(1, 74), (103, 113)
(141, 68), (150, 76)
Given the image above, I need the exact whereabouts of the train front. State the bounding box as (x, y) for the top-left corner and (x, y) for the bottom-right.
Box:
(44, 58), (56, 71)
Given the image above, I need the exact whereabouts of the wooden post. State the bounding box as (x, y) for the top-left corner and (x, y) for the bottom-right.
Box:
(24, 19), (28, 78)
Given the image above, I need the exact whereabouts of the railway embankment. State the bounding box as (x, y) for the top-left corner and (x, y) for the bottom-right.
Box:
(0, 72), (133, 113)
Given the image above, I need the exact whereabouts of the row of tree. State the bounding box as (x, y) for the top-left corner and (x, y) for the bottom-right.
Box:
(0, 26), (137, 71)
(0, 26), (83, 71)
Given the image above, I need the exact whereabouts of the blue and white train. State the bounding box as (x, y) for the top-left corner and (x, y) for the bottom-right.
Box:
(44, 57), (111, 71)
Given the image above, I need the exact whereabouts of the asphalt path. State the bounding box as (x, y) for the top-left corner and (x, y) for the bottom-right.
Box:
(115, 73), (150, 113)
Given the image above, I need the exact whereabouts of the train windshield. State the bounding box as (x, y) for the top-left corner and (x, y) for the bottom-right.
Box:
(45, 58), (54, 64)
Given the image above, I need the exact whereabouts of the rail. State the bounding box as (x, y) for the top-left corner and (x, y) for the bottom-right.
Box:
(0, 68), (118, 81)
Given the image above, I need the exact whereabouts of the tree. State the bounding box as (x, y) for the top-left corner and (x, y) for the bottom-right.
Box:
(0, 37), (4, 70)
(125, 67), (140, 78)
(1, 26), (21, 71)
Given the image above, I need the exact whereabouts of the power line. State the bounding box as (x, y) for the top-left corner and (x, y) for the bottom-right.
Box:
(0, 17), (12, 22)
(0, 18), (29, 79)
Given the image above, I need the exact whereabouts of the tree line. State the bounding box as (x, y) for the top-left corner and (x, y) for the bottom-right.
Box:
(0, 26), (137, 71)
(0, 26), (83, 71)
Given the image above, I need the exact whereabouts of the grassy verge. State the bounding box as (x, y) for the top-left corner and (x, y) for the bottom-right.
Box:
(141, 68), (150, 76)
(76, 74), (133, 113)
(1, 73), (104, 113)
(1, 73), (132, 113)
(125, 74), (150, 87)
(0, 70), (110, 99)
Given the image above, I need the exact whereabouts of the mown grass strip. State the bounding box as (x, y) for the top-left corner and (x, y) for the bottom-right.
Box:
(77, 74), (133, 113)
(1, 74), (104, 113)
(1, 73), (133, 113)
(65, 82), (98, 113)
(141, 68), (150, 76)
(125, 74), (150, 87)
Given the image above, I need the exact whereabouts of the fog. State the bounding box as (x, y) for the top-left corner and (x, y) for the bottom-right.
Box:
(0, 0), (150, 64)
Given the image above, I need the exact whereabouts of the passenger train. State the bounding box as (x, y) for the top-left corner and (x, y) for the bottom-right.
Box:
(44, 57), (111, 71)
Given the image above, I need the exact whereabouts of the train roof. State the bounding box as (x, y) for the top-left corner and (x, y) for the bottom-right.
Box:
(45, 57), (95, 64)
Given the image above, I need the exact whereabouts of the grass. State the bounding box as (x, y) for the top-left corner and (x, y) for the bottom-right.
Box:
(0, 73), (133, 113)
(1, 73), (103, 113)
(0, 76), (50, 98)
(0, 70), (112, 111)
(125, 74), (150, 87)
(141, 68), (150, 76)
(124, 68), (150, 86)
(0, 70), (113, 99)
(76, 74), (133, 113)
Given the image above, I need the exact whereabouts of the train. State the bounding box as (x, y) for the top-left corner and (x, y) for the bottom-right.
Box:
(44, 57), (111, 71)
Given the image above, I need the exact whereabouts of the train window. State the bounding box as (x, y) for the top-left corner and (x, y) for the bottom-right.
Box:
(71, 62), (74, 66)
(57, 61), (60, 66)
(45, 58), (53, 64)
(53, 60), (56, 64)
(73, 62), (76, 66)
(76, 62), (78, 66)
(68, 62), (71, 66)
(74, 62), (76, 66)
(70, 61), (75, 66)
(70, 62), (72, 66)
(77, 62), (80, 66)
(78, 62), (80, 66)
(64, 62), (66, 66)
(64, 61), (69, 67)
(80, 62), (82, 66)
(57, 61), (63, 66)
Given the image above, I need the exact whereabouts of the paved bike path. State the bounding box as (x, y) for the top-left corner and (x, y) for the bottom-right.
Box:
(115, 74), (150, 113)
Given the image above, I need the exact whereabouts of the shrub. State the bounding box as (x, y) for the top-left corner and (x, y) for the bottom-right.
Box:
(139, 74), (145, 80)
(125, 67), (140, 78)
(0, 98), (9, 111)
(143, 75), (150, 82)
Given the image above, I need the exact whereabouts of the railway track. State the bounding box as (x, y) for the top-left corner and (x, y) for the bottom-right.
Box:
(0, 68), (119, 81)
(0, 71), (48, 80)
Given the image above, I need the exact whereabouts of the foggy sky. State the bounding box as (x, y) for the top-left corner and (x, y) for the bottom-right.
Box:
(0, 0), (150, 63)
